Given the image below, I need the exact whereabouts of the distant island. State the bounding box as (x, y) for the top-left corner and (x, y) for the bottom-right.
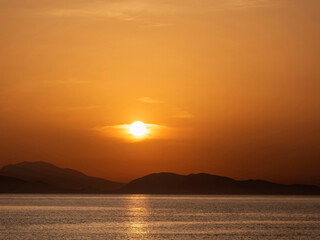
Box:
(0, 161), (319, 195)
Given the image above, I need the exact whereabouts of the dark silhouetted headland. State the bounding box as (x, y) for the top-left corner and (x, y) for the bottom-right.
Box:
(0, 162), (319, 194)
(120, 172), (320, 195)
(0, 161), (124, 193)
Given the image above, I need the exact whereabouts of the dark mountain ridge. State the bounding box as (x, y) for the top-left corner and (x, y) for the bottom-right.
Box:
(120, 172), (320, 195)
(0, 161), (124, 193)
(0, 162), (319, 194)
(0, 175), (65, 193)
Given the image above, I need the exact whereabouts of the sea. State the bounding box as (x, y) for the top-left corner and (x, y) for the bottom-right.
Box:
(0, 195), (319, 239)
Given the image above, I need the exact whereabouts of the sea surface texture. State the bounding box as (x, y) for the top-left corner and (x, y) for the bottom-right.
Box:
(0, 195), (319, 239)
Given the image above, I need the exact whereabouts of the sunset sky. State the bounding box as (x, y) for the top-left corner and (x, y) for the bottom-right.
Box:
(1, 0), (320, 185)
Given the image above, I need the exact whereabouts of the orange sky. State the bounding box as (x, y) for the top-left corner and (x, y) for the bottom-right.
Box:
(1, 0), (320, 185)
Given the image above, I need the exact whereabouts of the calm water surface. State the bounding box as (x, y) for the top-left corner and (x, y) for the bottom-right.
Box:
(0, 195), (319, 239)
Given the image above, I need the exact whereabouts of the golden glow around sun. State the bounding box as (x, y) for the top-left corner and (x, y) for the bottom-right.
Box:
(129, 121), (148, 137)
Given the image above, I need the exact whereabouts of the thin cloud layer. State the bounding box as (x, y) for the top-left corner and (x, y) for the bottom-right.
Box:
(138, 97), (163, 104)
(55, 80), (89, 85)
(94, 122), (167, 141)
(44, 0), (277, 21)
(172, 111), (195, 119)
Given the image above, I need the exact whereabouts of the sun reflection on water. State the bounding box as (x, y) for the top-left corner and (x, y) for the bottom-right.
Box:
(125, 195), (150, 237)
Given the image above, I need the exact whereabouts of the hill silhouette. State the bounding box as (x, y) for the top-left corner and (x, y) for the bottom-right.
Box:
(0, 175), (65, 193)
(0, 161), (124, 193)
(120, 172), (320, 195)
(0, 162), (319, 194)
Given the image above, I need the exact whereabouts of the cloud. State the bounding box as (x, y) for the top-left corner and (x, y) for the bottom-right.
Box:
(172, 111), (195, 119)
(55, 80), (89, 85)
(148, 23), (174, 28)
(47, 8), (136, 21)
(45, 0), (157, 22)
(44, 0), (277, 27)
(94, 122), (166, 142)
(221, 0), (277, 10)
(138, 97), (163, 104)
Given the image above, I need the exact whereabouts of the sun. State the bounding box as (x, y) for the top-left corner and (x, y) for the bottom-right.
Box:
(129, 121), (148, 137)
